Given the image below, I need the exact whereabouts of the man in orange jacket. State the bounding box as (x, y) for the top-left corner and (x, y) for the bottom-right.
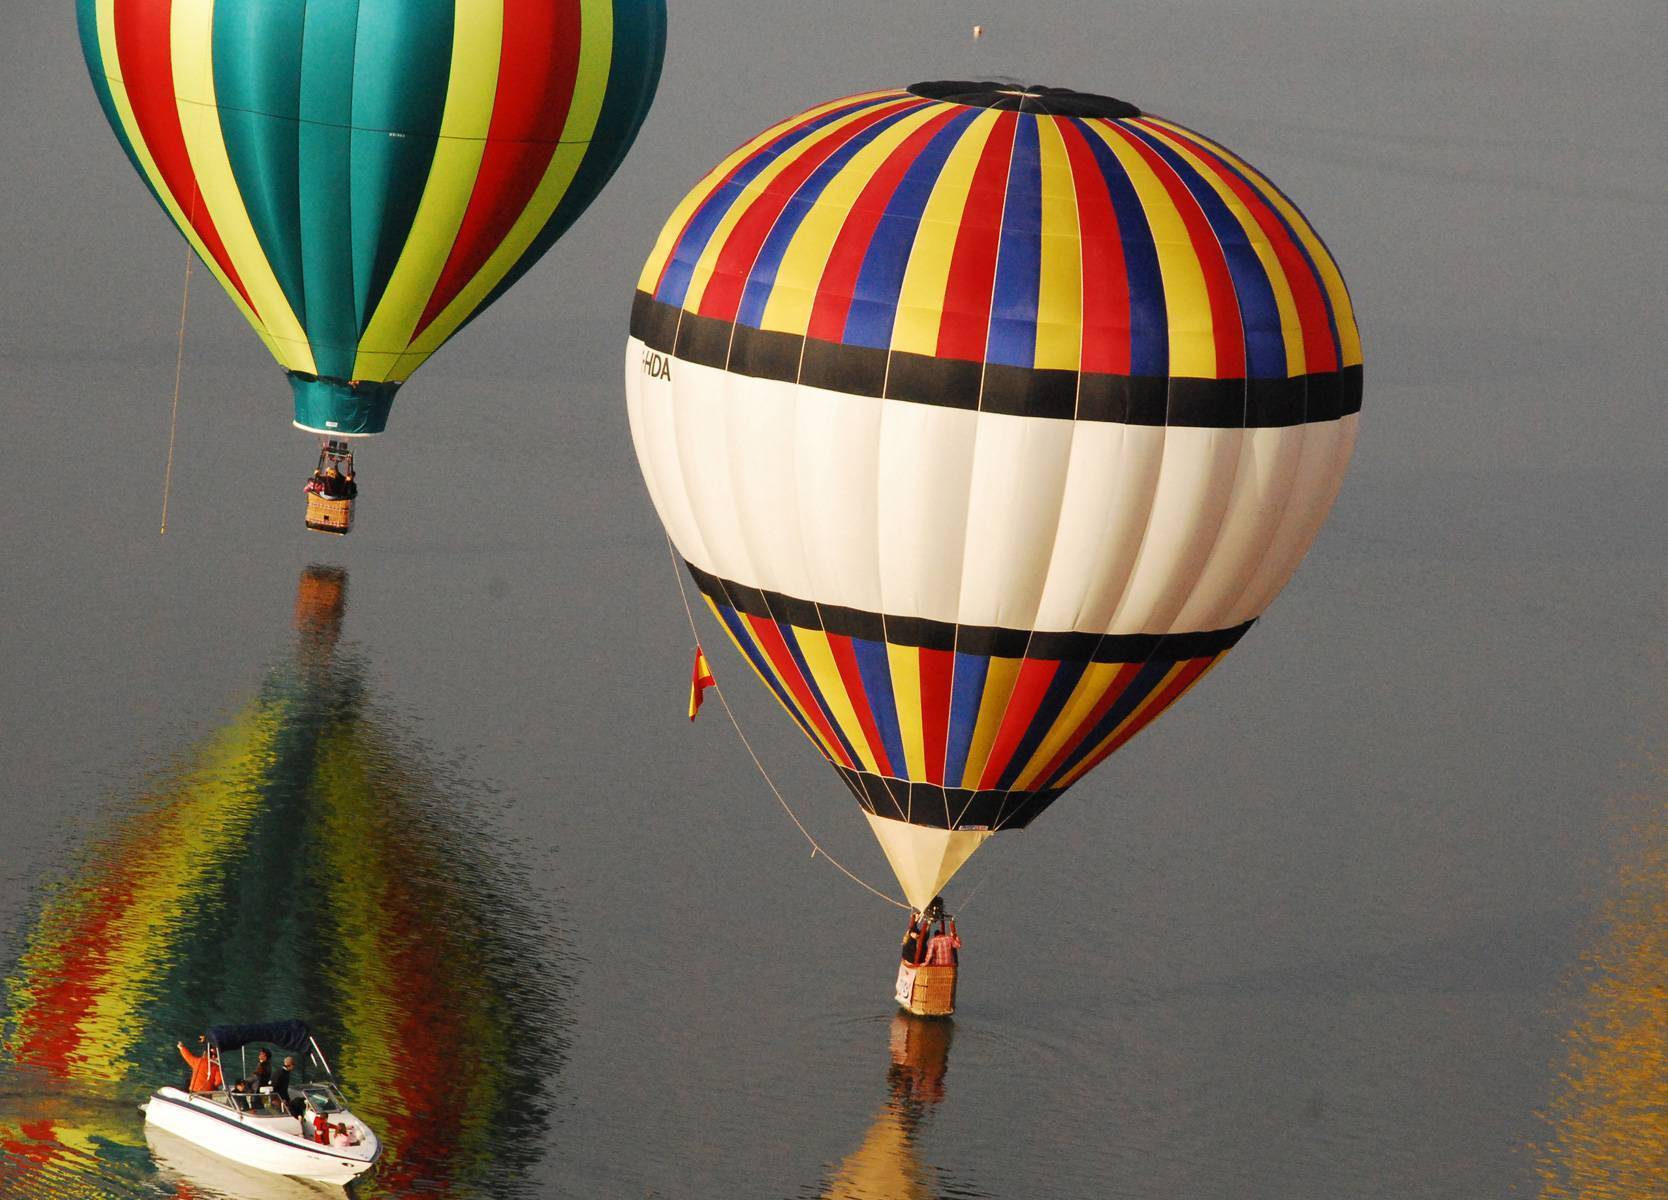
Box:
(177, 1036), (223, 1093)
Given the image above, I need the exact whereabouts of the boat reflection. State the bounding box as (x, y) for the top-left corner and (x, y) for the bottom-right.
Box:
(1, 566), (568, 1198)
(1533, 770), (1668, 1199)
(811, 1015), (985, 1200)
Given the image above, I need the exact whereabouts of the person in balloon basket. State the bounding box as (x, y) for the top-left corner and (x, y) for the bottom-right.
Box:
(901, 897), (948, 965)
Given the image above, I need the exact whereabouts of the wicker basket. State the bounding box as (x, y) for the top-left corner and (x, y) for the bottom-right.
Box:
(304, 493), (353, 535)
(894, 960), (957, 1017)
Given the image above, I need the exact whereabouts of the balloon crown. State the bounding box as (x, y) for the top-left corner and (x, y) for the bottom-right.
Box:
(907, 80), (1140, 119)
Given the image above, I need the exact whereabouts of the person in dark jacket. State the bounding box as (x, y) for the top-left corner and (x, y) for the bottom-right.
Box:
(249, 1047), (272, 1093)
(271, 1055), (304, 1117)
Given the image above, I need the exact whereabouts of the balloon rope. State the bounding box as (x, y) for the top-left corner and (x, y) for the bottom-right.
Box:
(159, 228), (196, 536)
(663, 535), (910, 910)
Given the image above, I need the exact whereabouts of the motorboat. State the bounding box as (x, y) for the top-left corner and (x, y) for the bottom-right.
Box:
(142, 1019), (380, 1184)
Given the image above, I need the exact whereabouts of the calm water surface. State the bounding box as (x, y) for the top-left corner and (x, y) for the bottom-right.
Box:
(4, 1), (1667, 1197)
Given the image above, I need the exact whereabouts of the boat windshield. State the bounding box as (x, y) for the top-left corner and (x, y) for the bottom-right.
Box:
(302, 1085), (344, 1114)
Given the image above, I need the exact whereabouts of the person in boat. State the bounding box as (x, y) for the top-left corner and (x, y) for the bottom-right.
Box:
(176, 1035), (223, 1093)
(271, 1054), (302, 1117)
(248, 1047), (272, 1094)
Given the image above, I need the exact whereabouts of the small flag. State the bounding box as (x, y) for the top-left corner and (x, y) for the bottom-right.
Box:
(688, 646), (716, 721)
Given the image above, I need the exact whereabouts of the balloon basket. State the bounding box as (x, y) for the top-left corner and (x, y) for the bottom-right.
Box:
(304, 494), (353, 535)
(895, 960), (957, 1017)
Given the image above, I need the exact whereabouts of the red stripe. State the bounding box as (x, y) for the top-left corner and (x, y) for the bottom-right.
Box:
(917, 647), (954, 786)
(696, 99), (920, 323)
(1029, 662), (1144, 788)
(1139, 119), (1338, 374)
(827, 632), (895, 775)
(1106, 123), (1244, 377)
(935, 111), (1018, 362)
(650, 100), (886, 301)
(112, 0), (256, 316)
(415, 0), (583, 337)
(1064, 658), (1214, 784)
(975, 657), (1059, 791)
(805, 107), (962, 343)
(744, 615), (855, 769)
(1057, 118), (1131, 375)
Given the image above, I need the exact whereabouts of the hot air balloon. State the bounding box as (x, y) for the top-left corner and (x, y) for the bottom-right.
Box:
(625, 82), (1361, 1012)
(77, 0), (666, 532)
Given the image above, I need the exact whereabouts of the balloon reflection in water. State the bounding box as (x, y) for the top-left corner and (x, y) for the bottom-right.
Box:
(1, 566), (569, 1198)
(812, 1016), (986, 1200)
(1533, 771), (1668, 1199)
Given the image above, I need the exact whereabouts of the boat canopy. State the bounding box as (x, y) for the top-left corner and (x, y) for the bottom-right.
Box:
(206, 1020), (312, 1053)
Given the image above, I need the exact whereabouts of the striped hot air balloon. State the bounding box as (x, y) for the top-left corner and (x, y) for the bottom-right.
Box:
(626, 82), (1361, 912)
(77, 0), (665, 437)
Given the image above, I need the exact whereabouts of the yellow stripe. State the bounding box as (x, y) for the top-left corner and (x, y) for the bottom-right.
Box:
(637, 90), (901, 294)
(957, 655), (1020, 789)
(886, 644), (926, 781)
(890, 108), (1000, 357)
(794, 628), (881, 773)
(1138, 122), (1306, 376)
(1150, 118), (1362, 367)
(170, 0), (315, 374)
(757, 103), (943, 335)
(1084, 120), (1215, 378)
(678, 101), (901, 317)
(1011, 661), (1126, 791)
(388, 0), (614, 379)
(1032, 116), (1083, 373)
(1054, 661), (1192, 789)
(93, 0), (280, 364)
(352, 1), (504, 379)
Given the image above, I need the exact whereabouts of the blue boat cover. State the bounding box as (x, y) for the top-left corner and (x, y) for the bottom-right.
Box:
(206, 1019), (312, 1053)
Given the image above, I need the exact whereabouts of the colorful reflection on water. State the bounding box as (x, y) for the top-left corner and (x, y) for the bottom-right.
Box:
(1533, 769), (1668, 1200)
(1, 567), (570, 1198)
(806, 1016), (985, 1200)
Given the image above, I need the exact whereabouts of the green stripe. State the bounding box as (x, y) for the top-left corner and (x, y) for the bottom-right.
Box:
(290, 373), (399, 435)
(75, 0), (169, 219)
(213, 0), (309, 328)
(466, 0), (666, 322)
(348, 0), (454, 337)
(297, 1), (362, 380)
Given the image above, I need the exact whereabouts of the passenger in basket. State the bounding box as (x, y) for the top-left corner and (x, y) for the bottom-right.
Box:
(925, 922), (961, 965)
(321, 465), (348, 499)
(176, 1035), (223, 1093)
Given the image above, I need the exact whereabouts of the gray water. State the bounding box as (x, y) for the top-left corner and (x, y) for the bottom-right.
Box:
(4, 1), (1666, 1197)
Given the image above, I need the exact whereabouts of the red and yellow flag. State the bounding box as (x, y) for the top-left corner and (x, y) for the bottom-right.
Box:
(688, 646), (716, 720)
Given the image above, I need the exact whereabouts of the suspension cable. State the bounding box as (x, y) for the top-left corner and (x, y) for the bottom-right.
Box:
(663, 535), (909, 910)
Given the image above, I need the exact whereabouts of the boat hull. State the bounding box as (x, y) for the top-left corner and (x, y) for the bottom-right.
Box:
(144, 1087), (378, 1183)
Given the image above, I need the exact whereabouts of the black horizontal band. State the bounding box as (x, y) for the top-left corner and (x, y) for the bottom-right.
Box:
(632, 293), (1361, 428)
(688, 563), (1253, 663)
(836, 767), (1064, 831)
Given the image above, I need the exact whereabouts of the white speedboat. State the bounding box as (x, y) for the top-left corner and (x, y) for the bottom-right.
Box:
(142, 1020), (380, 1184)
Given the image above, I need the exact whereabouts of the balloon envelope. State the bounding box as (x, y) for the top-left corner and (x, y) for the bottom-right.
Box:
(78, 0), (666, 435)
(626, 83), (1361, 908)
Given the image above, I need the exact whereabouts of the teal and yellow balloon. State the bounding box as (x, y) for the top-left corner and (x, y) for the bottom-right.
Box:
(77, 0), (665, 435)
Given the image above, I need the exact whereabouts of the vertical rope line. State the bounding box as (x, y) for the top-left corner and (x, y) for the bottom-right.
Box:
(159, 202), (198, 536)
(663, 535), (909, 910)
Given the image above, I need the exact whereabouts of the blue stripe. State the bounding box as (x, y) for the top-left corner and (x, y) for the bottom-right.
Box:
(942, 651), (990, 787)
(734, 104), (921, 329)
(1042, 659), (1173, 790)
(713, 606), (819, 745)
(778, 625), (863, 767)
(985, 116), (1042, 368)
(1074, 119), (1167, 378)
(655, 97), (890, 310)
(843, 108), (979, 349)
(1125, 124), (1286, 379)
(851, 636), (907, 778)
